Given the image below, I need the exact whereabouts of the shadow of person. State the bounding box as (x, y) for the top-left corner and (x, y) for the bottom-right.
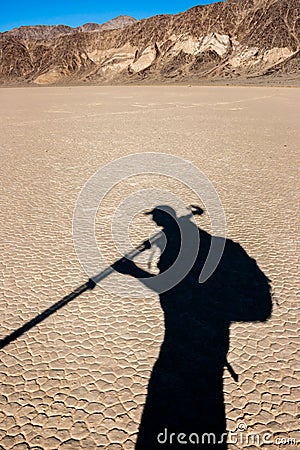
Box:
(113, 205), (272, 449)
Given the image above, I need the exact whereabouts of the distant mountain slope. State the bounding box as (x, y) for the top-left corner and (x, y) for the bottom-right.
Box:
(77, 16), (137, 32)
(0, 0), (299, 85)
(0, 16), (137, 40)
(0, 24), (74, 40)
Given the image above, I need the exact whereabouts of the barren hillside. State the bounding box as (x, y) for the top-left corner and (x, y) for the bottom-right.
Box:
(0, 0), (299, 85)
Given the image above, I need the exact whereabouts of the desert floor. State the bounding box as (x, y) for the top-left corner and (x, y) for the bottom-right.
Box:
(0, 86), (299, 449)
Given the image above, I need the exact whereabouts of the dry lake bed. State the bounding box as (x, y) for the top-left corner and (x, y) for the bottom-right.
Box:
(0, 86), (299, 449)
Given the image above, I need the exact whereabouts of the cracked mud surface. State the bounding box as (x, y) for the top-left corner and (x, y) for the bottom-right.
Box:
(0, 86), (299, 449)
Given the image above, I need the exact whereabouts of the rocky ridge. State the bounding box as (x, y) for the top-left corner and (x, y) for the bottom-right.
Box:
(0, 0), (299, 85)
(0, 16), (137, 40)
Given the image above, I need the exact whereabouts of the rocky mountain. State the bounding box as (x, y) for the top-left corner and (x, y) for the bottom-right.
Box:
(77, 16), (137, 32)
(0, 0), (299, 85)
(0, 25), (74, 40)
(0, 16), (137, 40)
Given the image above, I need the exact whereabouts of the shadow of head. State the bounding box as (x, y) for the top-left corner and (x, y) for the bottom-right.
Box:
(144, 204), (177, 227)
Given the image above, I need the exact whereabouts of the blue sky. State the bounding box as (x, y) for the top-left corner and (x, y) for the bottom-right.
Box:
(0, 0), (222, 32)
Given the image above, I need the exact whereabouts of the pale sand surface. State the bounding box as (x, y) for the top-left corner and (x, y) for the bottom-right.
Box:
(0, 86), (299, 449)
